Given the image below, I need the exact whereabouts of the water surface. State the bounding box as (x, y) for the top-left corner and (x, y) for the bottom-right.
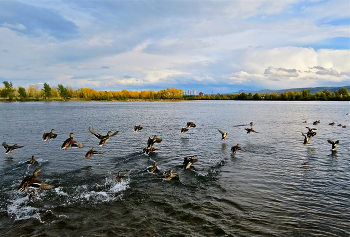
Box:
(0, 101), (349, 236)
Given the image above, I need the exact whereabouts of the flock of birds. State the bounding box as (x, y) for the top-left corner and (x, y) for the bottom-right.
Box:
(2, 117), (346, 196)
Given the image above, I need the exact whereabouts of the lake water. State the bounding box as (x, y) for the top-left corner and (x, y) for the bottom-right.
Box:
(0, 100), (349, 236)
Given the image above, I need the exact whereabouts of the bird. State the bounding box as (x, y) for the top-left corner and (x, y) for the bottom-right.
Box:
(218, 129), (227, 140)
(147, 135), (162, 148)
(245, 128), (259, 134)
(231, 144), (246, 153)
(329, 122), (335, 126)
(61, 133), (84, 149)
(163, 170), (180, 180)
(108, 171), (127, 182)
(301, 132), (311, 145)
(250, 122), (254, 126)
(42, 129), (57, 141)
(2, 142), (24, 154)
(89, 127), (119, 147)
(85, 147), (105, 159)
(134, 125), (143, 132)
(181, 127), (189, 133)
(337, 124), (342, 126)
(17, 169), (54, 192)
(303, 120), (307, 123)
(143, 146), (160, 155)
(186, 122), (196, 128)
(305, 127), (317, 137)
(313, 120), (320, 125)
(27, 155), (37, 165)
(147, 162), (159, 173)
(327, 140), (339, 150)
(342, 125), (347, 128)
(183, 156), (197, 169)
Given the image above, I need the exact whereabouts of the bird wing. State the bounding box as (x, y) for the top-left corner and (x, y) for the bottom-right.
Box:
(62, 138), (72, 149)
(335, 140), (339, 144)
(154, 138), (162, 143)
(93, 150), (105, 154)
(110, 131), (119, 137)
(327, 140), (334, 144)
(89, 127), (103, 139)
(43, 133), (49, 140)
(51, 133), (57, 138)
(30, 181), (54, 190)
(2, 142), (10, 149)
(13, 144), (24, 149)
(218, 129), (224, 135)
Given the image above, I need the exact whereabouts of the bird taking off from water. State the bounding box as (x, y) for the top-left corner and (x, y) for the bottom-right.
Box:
(89, 127), (119, 147)
(2, 142), (24, 154)
(231, 144), (246, 153)
(218, 129), (227, 140)
(327, 140), (339, 150)
(85, 147), (105, 159)
(245, 128), (258, 134)
(61, 133), (84, 149)
(17, 169), (54, 192)
(42, 129), (57, 141)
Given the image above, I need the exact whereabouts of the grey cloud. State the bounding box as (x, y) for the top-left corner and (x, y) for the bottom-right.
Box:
(264, 67), (299, 77)
(310, 66), (341, 76)
(101, 66), (109, 69)
(0, 1), (78, 40)
(124, 75), (132, 79)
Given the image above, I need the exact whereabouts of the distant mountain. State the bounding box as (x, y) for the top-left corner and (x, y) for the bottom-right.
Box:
(233, 85), (350, 95)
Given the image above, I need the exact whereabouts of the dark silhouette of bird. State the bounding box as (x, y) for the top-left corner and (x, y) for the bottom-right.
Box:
(186, 122), (196, 128)
(85, 147), (105, 159)
(61, 133), (84, 149)
(338, 124), (342, 126)
(327, 140), (339, 150)
(181, 127), (189, 133)
(218, 129), (227, 140)
(245, 128), (259, 134)
(2, 142), (24, 154)
(27, 155), (37, 165)
(143, 146), (160, 155)
(231, 144), (246, 153)
(134, 125), (143, 132)
(17, 169), (54, 191)
(329, 122), (335, 126)
(301, 132), (312, 145)
(313, 120), (320, 125)
(147, 135), (162, 148)
(42, 129), (57, 141)
(183, 156), (197, 169)
(89, 127), (119, 146)
(305, 127), (317, 137)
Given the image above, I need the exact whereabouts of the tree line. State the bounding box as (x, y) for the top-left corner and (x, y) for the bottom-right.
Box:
(184, 88), (350, 101)
(0, 81), (349, 101)
(0, 81), (184, 101)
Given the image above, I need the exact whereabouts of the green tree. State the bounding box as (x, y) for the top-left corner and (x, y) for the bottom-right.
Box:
(18, 87), (27, 100)
(58, 84), (69, 99)
(1, 81), (15, 99)
(43, 83), (52, 99)
(252, 93), (261, 100)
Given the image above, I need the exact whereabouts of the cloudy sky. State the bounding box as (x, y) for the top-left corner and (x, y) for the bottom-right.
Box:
(0, 0), (349, 93)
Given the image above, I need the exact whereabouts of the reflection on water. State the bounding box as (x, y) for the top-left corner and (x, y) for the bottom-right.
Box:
(0, 101), (349, 236)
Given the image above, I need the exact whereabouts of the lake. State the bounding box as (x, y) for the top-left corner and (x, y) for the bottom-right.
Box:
(0, 100), (349, 236)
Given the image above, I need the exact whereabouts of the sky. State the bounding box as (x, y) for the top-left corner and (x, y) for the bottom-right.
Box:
(0, 0), (349, 94)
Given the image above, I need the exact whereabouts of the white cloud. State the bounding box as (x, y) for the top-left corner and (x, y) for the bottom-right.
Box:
(1, 23), (26, 30)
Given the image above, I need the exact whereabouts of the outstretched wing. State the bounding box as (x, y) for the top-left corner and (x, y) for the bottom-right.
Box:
(327, 139), (334, 144)
(89, 127), (103, 139)
(2, 142), (10, 150)
(13, 144), (24, 149)
(218, 129), (224, 135)
(110, 131), (119, 137)
(154, 137), (162, 143)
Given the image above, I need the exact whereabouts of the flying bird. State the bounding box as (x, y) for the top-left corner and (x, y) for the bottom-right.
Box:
(134, 125), (143, 132)
(186, 122), (196, 128)
(17, 169), (54, 192)
(85, 147), (105, 159)
(147, 135), (162, 148)
(245, 128), (259, 134)
(305, 127), (317, 137)
(2, 142), (24, 154)
(89, 127), (119, 146)
(327, 140), (339, 150)
(181, 127), (189, 133)
(42, 129), (57, 141)
(231, 144), (246, 153)
(329, 122), (335, 126)
(61, 133), (84, 149)
(218, 129), (227, 140)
